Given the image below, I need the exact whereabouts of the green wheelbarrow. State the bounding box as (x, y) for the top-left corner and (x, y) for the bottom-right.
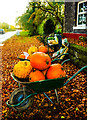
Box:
(6, 59), (87, 111)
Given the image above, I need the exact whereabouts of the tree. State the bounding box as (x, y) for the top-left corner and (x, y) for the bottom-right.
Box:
(16, 9), (35, 35)
(29, 1), (64, 32)
(16, 1), (64, 35)
(0, 22), (9, 29)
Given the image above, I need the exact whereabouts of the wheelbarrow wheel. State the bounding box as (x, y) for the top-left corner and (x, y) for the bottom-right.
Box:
(9, 87), (34, 111)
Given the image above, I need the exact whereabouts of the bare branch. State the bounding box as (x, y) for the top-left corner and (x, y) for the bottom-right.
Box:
(46, 1), (55, 10)
(29, 2), (63, 24)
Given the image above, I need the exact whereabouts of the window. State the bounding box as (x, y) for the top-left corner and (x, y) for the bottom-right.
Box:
(77, 0), (87, 26)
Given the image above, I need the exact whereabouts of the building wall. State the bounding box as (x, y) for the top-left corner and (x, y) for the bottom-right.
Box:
(64, 1), (87, 33)
(64, 2), (76, 33)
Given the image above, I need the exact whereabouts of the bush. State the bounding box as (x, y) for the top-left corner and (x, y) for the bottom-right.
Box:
(54, 24), (62, 34)
(19, 31), (29, 37)
(79, 36), (87, 42)
(37, 20), (45, 36)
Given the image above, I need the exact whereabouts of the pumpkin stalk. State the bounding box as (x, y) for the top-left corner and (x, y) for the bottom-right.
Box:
(24, 62), (27, 66)
(46, 60), (49, 65)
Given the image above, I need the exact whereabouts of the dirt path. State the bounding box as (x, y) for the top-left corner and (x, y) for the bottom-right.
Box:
(0, 46), (2, 120)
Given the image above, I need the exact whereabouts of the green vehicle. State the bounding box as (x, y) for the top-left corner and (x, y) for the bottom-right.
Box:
(6, 58), (87, 111)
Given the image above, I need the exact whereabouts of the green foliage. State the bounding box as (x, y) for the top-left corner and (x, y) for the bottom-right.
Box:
(43, 19), (55, 35)
(54, 24), (62, 34)
(70, 43), (87, 55)
(79, 36), (87, 42)
(20, 13), (32, 30)
(0, 22), (9, 29)
(19, 31), (29, 37)
(37, 20), (46, 35)
(54, 29), (62, 34)
(16, 9), (36, 36)
(48, 37), (55, 40)
(0, 22), (16, 32)
(16, 2), (64, 36)
(33, 9), (46, 26)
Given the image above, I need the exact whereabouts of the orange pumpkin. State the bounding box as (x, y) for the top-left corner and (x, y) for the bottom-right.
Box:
(19, 54), (25, 59)
(30, 52), (51, 70)
(29, 70), (45, 82)
(38, 45), (48, 53)
(47, 63), (66, 79)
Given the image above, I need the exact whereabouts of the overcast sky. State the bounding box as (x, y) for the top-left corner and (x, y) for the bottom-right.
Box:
(0, 0), (29, 26)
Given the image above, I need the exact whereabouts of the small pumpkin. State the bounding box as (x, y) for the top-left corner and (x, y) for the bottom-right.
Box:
(30, 52), (51, 70)
(46, 63), (66, 79)
(29, 70), (45, 82)
(28, 46), (38, 56)
(19, 54), (25, 59)
(38, 45), (48, 53)
(13, 61), (32, 79)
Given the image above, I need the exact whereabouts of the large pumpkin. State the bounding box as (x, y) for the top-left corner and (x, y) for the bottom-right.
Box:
(46, 63), (66, 79)
(38, 45), (48, 53)
(13, 61), (32, 79)
(30, 52), (51, 70)
(28, 46), (38, 56)
(29, 70), (45, 82)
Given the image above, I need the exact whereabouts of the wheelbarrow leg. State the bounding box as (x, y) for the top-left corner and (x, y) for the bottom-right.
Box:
(55, 89), (59, 103)
(23, 86), (26, 98)
(43, 92), (54, 104)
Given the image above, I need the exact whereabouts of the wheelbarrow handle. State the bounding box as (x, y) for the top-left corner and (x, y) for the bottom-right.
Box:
(64, 65), (87, 86)
(57, 53), (69, 58)
(51, 53), (69, 63)
(51, 53), (69, 59)
(61, 59), (70, 65)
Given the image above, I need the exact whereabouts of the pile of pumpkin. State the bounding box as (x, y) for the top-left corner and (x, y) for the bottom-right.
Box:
(13, 45), (66, 82)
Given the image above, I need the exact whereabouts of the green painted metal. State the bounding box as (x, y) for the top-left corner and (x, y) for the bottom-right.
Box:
(43, 92), (54, 104)
(64, 65), (87, 86)
(6, 92), (37, 107)
(11, 73), (67, 94)
(51, 53), (69, 63)
(8, 60), (87, 108)
(11, 61), (87, 94)
(61, 59), (70, 65)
